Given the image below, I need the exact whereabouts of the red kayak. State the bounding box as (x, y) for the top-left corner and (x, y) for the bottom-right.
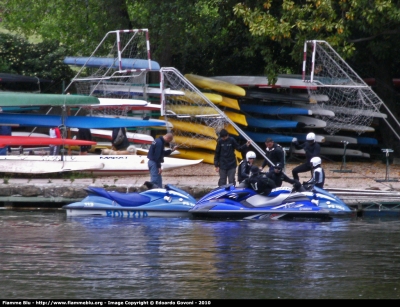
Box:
(0, 136), (97, 147)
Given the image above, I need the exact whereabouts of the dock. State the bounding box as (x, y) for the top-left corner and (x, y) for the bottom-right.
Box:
(1, 161), (400, 217)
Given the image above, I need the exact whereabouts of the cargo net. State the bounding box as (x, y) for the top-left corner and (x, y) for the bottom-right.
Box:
(302, 40), (383, 135)
(160, 67), (230, 151)
(65, 29), (155, 117)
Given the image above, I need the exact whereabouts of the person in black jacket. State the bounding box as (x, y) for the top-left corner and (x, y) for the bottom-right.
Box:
(112, 127), (130, 150)
(147, 133), (178, 188)
(261, 138), (284, 172)
(291, 132), (321, 181)
(214, 129), (251, 187)
(78, 128), (92, 155)
(267, 162), (301, 189)
(247, 165), (276, 195)
(237, 151), (256, 184)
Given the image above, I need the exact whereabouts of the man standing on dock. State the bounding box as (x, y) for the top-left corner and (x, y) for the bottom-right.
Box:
(214, 128), (251, 187)
(147, 133), (178, 188)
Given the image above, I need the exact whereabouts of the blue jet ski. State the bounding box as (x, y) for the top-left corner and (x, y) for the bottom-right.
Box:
(63, 183), (197, 218)
(189, 183), (354, 221)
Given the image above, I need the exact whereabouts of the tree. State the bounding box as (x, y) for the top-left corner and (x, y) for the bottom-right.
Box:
(0, 32), (75, 92)
(234, 0), (400, 153)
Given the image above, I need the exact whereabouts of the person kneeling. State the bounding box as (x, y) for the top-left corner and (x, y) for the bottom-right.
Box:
(247, 165), (276, 195)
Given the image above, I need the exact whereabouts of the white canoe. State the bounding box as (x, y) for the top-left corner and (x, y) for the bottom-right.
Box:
(293, 147), (366, 157)
(90, 98), (161, 111)
(290, 115), (327, 128)
(283, 102), (335, 117)
(318, 134), (358, 145)
(92, 84), (185, 96)
(12, 132), (50, 138)
(0, 155), (203, 176)
(323, 105), (387, 119)
(0, 160), (104, 174)
(212, 75), (319, 90)
(70, 128), (154, 144)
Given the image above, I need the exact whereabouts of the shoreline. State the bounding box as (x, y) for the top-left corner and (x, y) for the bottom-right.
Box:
(1, 160), (400, 210)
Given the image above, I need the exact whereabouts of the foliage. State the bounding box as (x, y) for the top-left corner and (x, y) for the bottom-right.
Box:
(233, 0), (400, 80)
(0, 33), (75, 93)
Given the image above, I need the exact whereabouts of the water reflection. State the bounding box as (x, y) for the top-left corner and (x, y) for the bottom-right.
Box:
(0, 210), (399, 299)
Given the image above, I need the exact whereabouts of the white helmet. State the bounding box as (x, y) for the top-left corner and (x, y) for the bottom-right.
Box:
(310, 157), (321, 167)
(306, 132), (316, 141)
(246, 151), (256, 160)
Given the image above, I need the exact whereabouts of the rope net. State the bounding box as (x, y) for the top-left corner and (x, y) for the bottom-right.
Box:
(302, 40), (383, 135)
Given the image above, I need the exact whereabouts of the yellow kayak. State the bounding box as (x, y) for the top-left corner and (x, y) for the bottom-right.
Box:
(219, 96), (240, 110)
(168, 105), (219, 116)
(185, 74), (246, 97)
(165, 118), (218, 139)
(174, 148), (242, 165)
(225, 110), (248, 126)
(225, 124), (239, 136)
(172, 90), (223, 104)
(173, 135), (217, 151)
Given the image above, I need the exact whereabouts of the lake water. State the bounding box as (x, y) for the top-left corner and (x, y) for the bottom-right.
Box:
(0, 209), (400, 300)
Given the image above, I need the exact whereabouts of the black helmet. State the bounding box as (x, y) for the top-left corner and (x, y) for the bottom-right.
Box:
(250, 165), (260, 177)
(274, 163), (283, 171)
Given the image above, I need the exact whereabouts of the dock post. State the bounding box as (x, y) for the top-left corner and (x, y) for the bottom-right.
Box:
(332, 141), (353, 173)
(375, 149), (398, 182)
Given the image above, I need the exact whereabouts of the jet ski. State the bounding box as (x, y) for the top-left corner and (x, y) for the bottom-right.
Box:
(63, 183), (196, 218)
(189, 183), (354, 221)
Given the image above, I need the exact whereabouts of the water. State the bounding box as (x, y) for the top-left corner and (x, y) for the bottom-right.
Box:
(1, 210), (400, 299)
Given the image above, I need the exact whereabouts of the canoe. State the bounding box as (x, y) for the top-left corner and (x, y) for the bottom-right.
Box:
(293, 147), (367, 157)
(281, 102), (335, 117)
(166, 118), (218, 139)
(0, 113), (166, 129)
(356, 137), (378, 145)
(173, 148), (242, 165)
(172, 135), (217, 151)
(318, 134), (357, 145)
(63, 56), (161, 71)
(247, 118), (302, 129)
(0, 73), (52, 84)
(225, 124), (239, 136)
(0, 160), (105, 174)
(167, 105), (219, 116)
(0, 106), (41, 112)
(0, 136), (97, 147)
(290, 115), (327, 128)
(225, 110), (247, 126)
(245, 89), (309, 102)
(0, 155), (203, 176)
(185, 74), (246, 97)
(93, 84), (184, 96)
(173, 91), (222, 104)
(0, 92), (99, 107)
(65, 141), (112, 153)
(93, 98), (163, 111)
(240, 104), (312, 115)
(323, 105), (387, 119)
(243, 131), (296, 143)
(290, 133), (326, 143)
(219, 96), (240, 110)
(69, 128), (154, 144)
(211, 75), (319, 90)
(331, 124), (375, 133)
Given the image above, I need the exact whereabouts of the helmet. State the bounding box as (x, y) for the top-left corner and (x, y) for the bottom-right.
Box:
(246, 151), (256, 160)
(310, 157), (322, 167)
(250, 165), (260, 177)
(306, 132), (316, 141)
(274, 162), (283, 171)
